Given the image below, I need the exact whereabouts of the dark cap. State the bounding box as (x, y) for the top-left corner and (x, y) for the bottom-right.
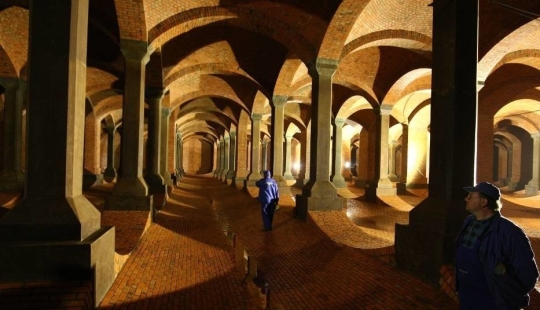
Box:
(464, 182), (500, 200)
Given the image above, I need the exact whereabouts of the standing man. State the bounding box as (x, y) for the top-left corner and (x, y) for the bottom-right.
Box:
(256, 170), (279, 231)
(456, 182), (539, 309)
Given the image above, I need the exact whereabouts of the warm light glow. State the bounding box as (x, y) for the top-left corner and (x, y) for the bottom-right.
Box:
(292, 162), (301, 171)
(344, 161), (351, 168)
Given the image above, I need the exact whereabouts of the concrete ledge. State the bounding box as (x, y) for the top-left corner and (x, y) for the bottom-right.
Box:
(0, 226), (115, 306)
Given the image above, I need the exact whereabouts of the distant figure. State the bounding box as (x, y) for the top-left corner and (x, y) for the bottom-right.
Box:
(456, 182), (539, 309)
(255, 170), (279, 232)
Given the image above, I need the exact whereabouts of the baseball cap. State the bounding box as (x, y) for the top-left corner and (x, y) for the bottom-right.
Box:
(463, 182), (501, 200)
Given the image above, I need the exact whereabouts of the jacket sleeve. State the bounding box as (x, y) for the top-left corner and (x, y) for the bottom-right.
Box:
(505, 225), (539, 292)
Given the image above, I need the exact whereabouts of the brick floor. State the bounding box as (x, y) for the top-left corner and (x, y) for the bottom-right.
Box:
(97, 175), (460, 309)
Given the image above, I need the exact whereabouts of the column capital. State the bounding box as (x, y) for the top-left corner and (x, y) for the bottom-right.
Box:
(379, 104), (393, 115)
(532, 132), (540, 139)
(120, 39), (150, 64)
(230, 131), (236, 138)
(272, 95), (288, 108)
(334, 117), (346, 126)
(145, 87), (166, 100)
(308, 58), (339, 78)
(0, 78), (19, 90)
(251, 113), (262, 121)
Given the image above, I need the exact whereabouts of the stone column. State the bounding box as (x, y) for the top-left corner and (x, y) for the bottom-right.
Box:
(221, 135), (230, 181)
(271, 96), (286, 181)
(294, 129), (308, 187)
(375, 106), (397, 196)
(331, 117), (347, 188)
(525, 133), (540, 194)
(103, 123), (117, 181)
(389, 141), (399, 181)
(0, 78), (24, 191)
(106, 39), (152, 211)
(397, 123), (409, 194)
(160, 107), (172, 185)
(216, 138), (223, 178)
(247, 114), (262, 184)
(226, 131), (237, 180)
(395, 0), (479, 285)
(295, 59), (345, 219)
(261, 141), (269, 172)
(0, 0), (114, 304)
(284, 134), (294, 180)
(178, 132), (184, 178)
(144, 88), (165, 194)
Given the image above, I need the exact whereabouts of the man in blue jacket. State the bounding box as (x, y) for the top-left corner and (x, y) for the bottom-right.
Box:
(256, 170), (279, 231)
(456, 182), (539, 309)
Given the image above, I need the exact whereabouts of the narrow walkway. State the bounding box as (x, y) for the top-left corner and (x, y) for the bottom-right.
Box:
(98, 175), (458, 310)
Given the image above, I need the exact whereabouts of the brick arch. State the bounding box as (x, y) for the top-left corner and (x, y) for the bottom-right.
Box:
(171, 91), (248, 114)
(478, 20), (540, 82)
(487, 49), (540, 80)
(114, 0), (147, 41)
(91, 93), (124, 121)
(499, 114), (540, 135)
(382, 68), (431, 106)
(340, 30), (432, 59)
(0, 7), (29, 77)
(274, 57), (306, 96)
(480, 79), (540, 116)
(148, 7), (316, 63)
(318, 0), (371, 60)
(0, 46), (16, 78)
(164, 64), (258, 89)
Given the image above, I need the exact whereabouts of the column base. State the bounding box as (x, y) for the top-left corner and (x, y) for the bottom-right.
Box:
(394, 196), (466, 286)
(294, 194), (346, 221)
(395, 223), (452, 286)
(376, 187), (397, 196)
(105, 195), (153, 211)
(331, 177), (347, 189)
(397, 182), (407, 195)
(0, 170), (24, 192)
(0, 226), (115, 306)
(283, 172), (295, 180)
(525, 185), (538, 195)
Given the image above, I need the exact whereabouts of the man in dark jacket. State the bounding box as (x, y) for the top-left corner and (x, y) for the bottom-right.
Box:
(456, 182), (539, 309)
(256, 170), (279, 231)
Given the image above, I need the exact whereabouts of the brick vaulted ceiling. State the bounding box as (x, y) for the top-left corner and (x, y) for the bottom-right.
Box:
(0, 0), (540, 143)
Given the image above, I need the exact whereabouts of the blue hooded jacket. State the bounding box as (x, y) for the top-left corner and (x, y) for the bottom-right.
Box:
(456, 212), (539, 310)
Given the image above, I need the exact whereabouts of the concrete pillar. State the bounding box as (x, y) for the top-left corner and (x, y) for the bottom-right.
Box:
(226, 131), (237, 180)
(0, 78), (24, 191)
(177, 132), (184, 179)
(397, 123), (409, 194)
(395, 0), (479, 285)
(160, 107), (172, 185)
(0, 1), (114, 304)
(221, 135), (230, 181)
(389, 141), (399, 181)
(144, 88), (165, 194)
(106, 39), (152, 211)
(103, 124), (117, 181)
(271, 96), (286, 181)
(375, 106), (396, 196)
(331, 117), (347, 188)
(284, 134), (294, 180)
(216, 138), (223, 178)
(295, 59), (345, 219)
(247, 113), (262, 184)
(525, 133), (540, 195)
(261, 141), (269, 172)
(293, 129), (308, 187)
